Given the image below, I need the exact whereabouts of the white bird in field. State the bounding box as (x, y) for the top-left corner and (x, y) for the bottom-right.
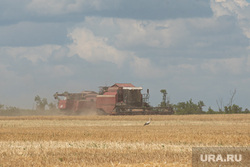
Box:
(143, 118), (151, 126)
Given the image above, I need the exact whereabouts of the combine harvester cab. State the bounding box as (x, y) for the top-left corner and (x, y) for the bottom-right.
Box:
(96, 83), (173, 115)
(96, 83), (142, 115)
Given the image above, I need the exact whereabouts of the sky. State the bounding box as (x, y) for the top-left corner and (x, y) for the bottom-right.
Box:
(0, 0), (250, 110)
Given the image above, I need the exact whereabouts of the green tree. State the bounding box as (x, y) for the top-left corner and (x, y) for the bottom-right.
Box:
(232, 104), (242, 113)
(0, 104), (4, 111)
(244, 108), (250, 113)
(174, 99), (205, 115)
(197, 101), (205, 113)
(207, 107), (215, 114)
(160, 89), (167, 107)
(34, 95), (48, 111)
(224, 104), (242, 114)
(48, 102), (56, 110)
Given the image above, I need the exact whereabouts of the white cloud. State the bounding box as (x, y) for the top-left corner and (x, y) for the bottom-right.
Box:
(201, 57), (245, 74)
(211, 0), (250, 38)
(53, 65), (73, 76)
(0, 72), (39, 109)
(212, 0), (249, 18)
(26, 0), (85, 15)
(1, 45), (62, 63)
(82, 17), (190, 50)
(82, 16), (247, 58)
(130, 56), (163, 78)
(26, 0), (117, 15)
(67, 23), (168, 77)
(114, 19), (184, 49)
(177, 64), (196, 73)
(68, 27), (127, 66)
(23, 0), (212, 20)
(246, 54), (250, 72)
(67, 13), (250, 78)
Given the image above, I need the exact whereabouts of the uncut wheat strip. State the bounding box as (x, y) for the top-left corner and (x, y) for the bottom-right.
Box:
(0, 120), (148, 127)
(1, 119), (249, 128)
(0, 141), (193, 153)
(1, 140), (245, 155)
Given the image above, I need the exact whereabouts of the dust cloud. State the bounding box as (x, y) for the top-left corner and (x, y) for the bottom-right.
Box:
(0, 108), (99, 117)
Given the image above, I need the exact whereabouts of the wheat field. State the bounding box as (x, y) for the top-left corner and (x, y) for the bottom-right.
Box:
(0, 114), (249, 166)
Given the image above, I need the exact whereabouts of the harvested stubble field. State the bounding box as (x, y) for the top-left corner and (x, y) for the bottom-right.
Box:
(0, 114), (249, 167)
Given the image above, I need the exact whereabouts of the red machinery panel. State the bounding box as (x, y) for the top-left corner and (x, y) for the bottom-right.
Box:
(96, 92), (117, 114)
(58, 100), (67, 110)
(54, 91), (98, 114)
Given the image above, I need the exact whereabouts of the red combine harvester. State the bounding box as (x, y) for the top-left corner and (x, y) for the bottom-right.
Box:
(54, 83), (173, 115)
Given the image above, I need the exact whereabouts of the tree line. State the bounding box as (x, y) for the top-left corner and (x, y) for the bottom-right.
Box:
(34, 95), (56, 111)
(159, 89), (250, 114)
(0, 95), (56, 112)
